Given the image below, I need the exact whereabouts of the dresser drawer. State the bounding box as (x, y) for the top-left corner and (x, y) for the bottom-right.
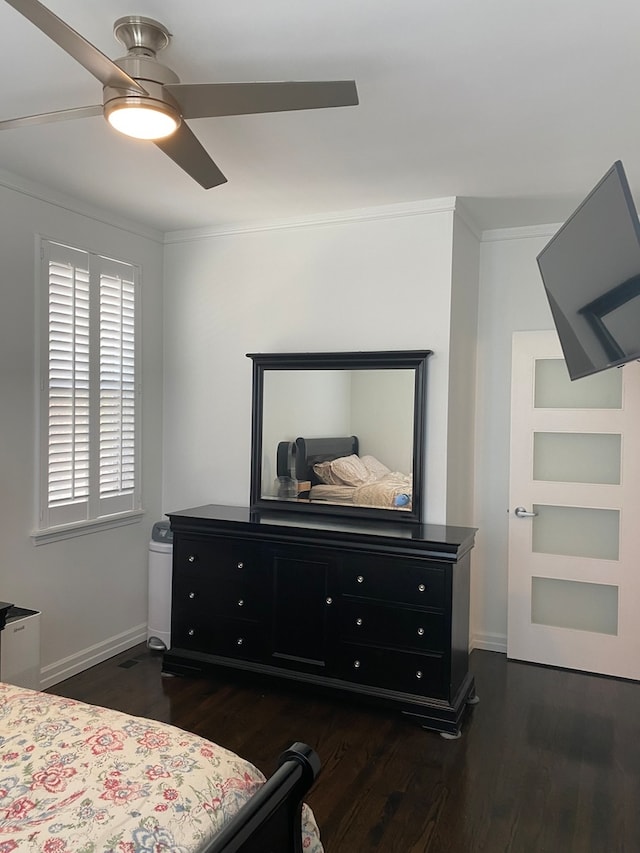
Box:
(338, 599), (446, 652)
(338, 554), (445, 609)
(172, 618), (266, 662)
(335, 643), (446, 699)
(174, 536), (264, 584)
(173, 574), (267, 621)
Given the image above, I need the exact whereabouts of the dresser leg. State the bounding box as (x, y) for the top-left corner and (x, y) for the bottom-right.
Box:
(439, 728), (462, 740)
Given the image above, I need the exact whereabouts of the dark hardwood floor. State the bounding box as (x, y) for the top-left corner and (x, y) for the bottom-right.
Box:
(48, 646), (640, 852)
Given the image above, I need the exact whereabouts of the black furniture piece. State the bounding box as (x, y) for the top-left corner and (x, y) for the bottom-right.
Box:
(0, 602), (13, 632)
(163, 504), (477, 737)
(205, 741), (321, 853)
(0, 602), (13, 680)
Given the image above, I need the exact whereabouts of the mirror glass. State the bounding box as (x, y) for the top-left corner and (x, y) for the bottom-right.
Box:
(248, 351), (431, 523)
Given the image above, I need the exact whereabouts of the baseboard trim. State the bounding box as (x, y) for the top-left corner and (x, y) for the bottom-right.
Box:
(40, 624), (147, 689)
(470, 631), (507, 655)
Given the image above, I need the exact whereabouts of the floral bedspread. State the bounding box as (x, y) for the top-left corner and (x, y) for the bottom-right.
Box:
(0, 682), (323, 852)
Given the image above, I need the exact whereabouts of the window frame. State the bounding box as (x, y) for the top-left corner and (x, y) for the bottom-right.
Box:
(33, 238), (143, 544)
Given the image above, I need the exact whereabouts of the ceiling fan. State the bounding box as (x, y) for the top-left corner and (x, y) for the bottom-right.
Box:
(0, 0), (359, 188)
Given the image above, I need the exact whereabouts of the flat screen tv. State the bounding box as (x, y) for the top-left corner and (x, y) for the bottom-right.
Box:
(537, 160), (640, 380)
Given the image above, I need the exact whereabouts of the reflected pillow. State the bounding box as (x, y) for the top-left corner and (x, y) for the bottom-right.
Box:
(313, 453), (395, 487)
(312, 460), (344, 486)
(327, 454), (371, 487)
(360, 455), (391, 481)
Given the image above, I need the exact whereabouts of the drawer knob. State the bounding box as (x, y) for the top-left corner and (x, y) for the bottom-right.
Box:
(417, 627), (425, 636)
(188, 591), (196, 600)
(325, 597), (333, 605)
(356, 575), (364, 584)
(237, 599), (244, 607)
(418, 583), (426, 593)
(237, 561), (244, 570)
(356, 617), (363, 627)
(188, 628), (195, 637)
(353, 660), (361, 669)
(416, 670), (423, 679)
(237, 637), (244, 646)
(188, 555), (196, 563)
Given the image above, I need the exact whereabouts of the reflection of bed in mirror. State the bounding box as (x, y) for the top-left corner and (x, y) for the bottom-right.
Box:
(275, 435), (412, 510)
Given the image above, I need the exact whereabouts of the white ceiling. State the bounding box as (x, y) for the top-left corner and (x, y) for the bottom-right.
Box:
(1, 0), (639, 234)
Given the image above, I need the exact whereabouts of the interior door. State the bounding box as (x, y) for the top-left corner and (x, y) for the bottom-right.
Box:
(508, 330), (640, 679)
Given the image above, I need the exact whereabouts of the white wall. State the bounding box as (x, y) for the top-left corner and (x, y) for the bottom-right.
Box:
(471, 225), (556, 651)
(447, 210), (481, 526)
(162, 202), (458, 523)
(0, 174), (164, 686)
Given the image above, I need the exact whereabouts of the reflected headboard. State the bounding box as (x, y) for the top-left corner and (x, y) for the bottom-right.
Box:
(276, 436), (359, 484)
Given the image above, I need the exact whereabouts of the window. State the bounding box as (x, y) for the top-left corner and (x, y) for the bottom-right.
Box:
(36, 240), (141, 537)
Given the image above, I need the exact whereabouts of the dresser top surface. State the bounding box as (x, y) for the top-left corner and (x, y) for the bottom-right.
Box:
(167, 504), (476, 555)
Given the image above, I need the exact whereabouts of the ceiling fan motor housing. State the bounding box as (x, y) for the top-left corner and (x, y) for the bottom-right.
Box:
(103, 54), (182, 129)
(103, 16), (182, 128)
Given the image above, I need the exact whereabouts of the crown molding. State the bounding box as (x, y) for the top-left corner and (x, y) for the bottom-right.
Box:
(481, 222), (562, 243)
(163, 197), (458, 244)
(0, 167), (164, 244)
(451, 200), (483, 240)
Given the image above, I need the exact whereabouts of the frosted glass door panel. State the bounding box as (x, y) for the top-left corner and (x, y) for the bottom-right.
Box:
(534, 359), (622, 409)
(532, 505), (620, 560)
(531, 577), (618, 635)
(533, 433), (622, 484)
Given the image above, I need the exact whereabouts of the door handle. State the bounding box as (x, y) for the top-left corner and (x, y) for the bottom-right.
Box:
(514, 506), (537, 518)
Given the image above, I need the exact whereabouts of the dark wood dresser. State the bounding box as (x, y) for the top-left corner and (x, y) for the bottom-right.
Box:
(163, 504), (477, 736)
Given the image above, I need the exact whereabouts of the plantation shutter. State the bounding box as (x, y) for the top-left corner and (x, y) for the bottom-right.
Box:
(98, 261), (137, 515)
(47, 249), (90, 524)
(40, 241), (140, 530)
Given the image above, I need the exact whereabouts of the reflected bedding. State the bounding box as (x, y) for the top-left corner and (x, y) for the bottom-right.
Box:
(311, 453), (412, 509)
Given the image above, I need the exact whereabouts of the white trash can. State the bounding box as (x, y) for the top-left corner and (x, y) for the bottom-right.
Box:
(147, 520), (173, 651)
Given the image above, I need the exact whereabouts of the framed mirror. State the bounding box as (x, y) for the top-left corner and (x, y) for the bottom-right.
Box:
(247, 350), (432, 523)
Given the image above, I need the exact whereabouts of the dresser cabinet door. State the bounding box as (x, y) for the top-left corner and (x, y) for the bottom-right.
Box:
(270, 550), (334, 668)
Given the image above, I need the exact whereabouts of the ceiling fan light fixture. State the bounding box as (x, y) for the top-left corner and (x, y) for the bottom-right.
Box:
(105, 99), (180, 140)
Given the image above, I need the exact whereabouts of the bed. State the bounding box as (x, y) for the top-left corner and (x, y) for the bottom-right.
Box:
(282, 435), (413, 510)
(0, 681), (323, 853)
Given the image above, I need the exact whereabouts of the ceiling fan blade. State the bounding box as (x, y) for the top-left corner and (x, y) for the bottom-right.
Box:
(4, 0), (146, 93)
(0, 104), (103, 130)
(166, 80), (359, 119)
(154, 123), (227, 189)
